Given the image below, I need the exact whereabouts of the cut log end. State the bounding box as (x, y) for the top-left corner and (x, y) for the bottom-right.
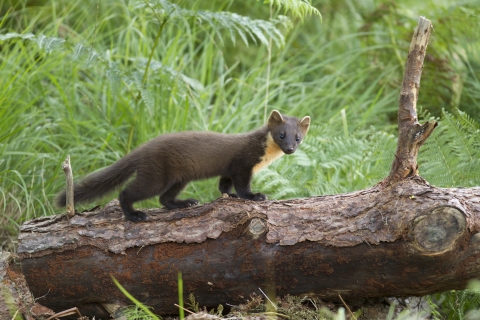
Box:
(412, 206), (466, 254)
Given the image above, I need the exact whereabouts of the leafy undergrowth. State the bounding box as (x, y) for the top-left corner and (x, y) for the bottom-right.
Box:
(110, 294), (435, 320)
(111, 291), (480, 320)
(104, 277), (480, 319)
(109, 275), (429, 320)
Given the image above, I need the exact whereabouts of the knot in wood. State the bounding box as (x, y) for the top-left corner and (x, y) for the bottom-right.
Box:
(412, 206), (465, 254)
(248, 218), (267, 236)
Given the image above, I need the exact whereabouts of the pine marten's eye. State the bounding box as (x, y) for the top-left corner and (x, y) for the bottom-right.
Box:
(296, 136), (300, 142)
(279, 133), (285, 139)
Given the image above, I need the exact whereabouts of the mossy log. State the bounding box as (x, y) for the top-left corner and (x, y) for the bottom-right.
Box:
(16, 16), (479, 318)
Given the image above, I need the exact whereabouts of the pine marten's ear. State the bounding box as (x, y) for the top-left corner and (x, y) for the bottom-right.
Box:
(299, 116), (311, 135)
(268, 110), (284, 127)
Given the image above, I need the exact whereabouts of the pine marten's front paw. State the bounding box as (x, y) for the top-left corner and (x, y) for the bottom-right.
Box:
(164, 199), (199, 209)
(252, 193), (267, 201)
(125, 210), (148, 222)
(184, 198), (199, 207)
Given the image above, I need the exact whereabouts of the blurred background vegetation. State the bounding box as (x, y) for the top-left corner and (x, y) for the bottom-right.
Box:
(0, 0), (479, 318)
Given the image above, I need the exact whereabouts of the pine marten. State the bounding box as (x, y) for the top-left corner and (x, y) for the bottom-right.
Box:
(56, 110), (311, 222)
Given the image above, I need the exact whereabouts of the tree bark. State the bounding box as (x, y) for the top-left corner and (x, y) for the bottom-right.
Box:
(17, 16), (479, 318)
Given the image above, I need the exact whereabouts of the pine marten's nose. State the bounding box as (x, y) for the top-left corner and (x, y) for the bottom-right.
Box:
(286, 147), (294, 153)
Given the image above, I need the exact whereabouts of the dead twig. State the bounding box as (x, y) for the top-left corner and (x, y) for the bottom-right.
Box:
(46, 307), (82, 320)
(338, 294), (357, 320)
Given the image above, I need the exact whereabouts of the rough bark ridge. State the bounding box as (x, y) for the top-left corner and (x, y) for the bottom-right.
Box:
(16, 17), (480, 317)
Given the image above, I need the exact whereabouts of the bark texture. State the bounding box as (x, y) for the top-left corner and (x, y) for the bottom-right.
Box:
(17, 180), (480, 315)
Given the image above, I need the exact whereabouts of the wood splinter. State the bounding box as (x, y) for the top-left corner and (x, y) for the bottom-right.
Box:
(61, 155), (75, 218)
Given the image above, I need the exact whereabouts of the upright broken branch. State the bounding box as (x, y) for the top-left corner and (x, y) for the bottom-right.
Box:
(61, 155), (75, 218)
(387, 16), (437, 184)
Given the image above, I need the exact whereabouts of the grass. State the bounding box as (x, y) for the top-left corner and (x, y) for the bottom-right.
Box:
(1, 0), (480, 318)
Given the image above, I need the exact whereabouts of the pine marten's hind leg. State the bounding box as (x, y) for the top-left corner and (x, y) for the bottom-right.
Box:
(119, 175), (164, 222)
(160, 181), (199, 209)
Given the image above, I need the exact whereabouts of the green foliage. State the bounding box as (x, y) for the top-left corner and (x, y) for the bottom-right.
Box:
(111, 276), (162, 320)
(259, 0), (321, 21)
(255, 122), (397, 198)
(429, 289), (480, 320)
(123, 306), (162, 320)
(187, 293), (200, 313)
(132, 0), (290, 47)
(178, 271), (184, 320)
(420, 109), (480, 188)
(229, 294), (349, 320)
(187, 293), (224, 316)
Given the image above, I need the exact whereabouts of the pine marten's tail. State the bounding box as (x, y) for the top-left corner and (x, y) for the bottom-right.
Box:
(55, 156), (136, 207)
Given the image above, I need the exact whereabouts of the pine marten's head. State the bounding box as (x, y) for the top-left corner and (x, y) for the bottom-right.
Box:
(267, 110), (311, 155)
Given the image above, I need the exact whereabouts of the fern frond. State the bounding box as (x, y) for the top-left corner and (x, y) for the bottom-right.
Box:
(453, 108), (480, 148)
(0, 32), (102, 65)
(421, 124), (458, 187)
(260, 0), (322, 21)
(105, 64), (122, 103)
(132, 71), (155, 116)
(0, 32), (204, 99)
(139, 58), (204, 92)
(255, 168), (300, 199)
(441, 110), (477, 161)
(132, 0), (286, 47)
(0, 32), (35, 41)
(363, 131), (396, 180)
(420, 109), (480, 187)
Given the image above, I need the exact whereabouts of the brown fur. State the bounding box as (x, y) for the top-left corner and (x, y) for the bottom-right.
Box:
(56, 110), (310, 222)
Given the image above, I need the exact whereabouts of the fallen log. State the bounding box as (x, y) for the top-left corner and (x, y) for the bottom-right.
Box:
(17, 16), (479, 318)
(16, 182), (480, 316)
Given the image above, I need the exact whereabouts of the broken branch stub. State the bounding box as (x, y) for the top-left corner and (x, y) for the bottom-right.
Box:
(62, 155), (75, 218)
(387, 16), (438, 184)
